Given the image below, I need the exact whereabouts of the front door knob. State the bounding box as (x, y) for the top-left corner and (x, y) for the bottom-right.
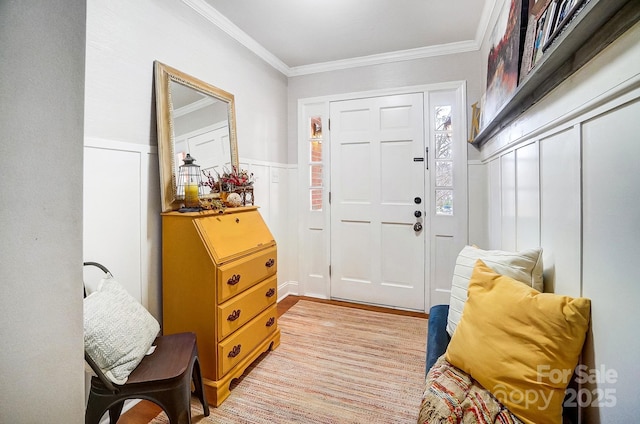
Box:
(414, 222), (423, 232)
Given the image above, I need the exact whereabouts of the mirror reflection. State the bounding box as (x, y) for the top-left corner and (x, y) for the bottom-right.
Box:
(170, 80), (231, 179)
(154, 61), (239, 212)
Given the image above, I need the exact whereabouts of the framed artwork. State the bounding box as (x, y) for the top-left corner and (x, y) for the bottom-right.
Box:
(531, 4), (551, 68)
(519, 7), (538, 83)
(543, 0), (586, 49)
(541, 0), (559, 47)
(482, 0), (528, 129)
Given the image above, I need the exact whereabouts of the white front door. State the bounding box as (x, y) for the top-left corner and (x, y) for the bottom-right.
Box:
(329, 93), (426, 311)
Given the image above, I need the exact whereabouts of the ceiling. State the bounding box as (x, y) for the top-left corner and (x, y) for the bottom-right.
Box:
(183, 0), (498, 76)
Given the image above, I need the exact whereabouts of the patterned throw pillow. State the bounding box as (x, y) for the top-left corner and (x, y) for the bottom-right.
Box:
(84, 277), (160, 384)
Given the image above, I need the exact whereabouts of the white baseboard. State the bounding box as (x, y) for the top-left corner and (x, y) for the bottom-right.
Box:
(277, 280), (299, 301)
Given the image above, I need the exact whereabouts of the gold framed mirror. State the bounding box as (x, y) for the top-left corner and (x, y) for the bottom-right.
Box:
(154, 61), (239, 212)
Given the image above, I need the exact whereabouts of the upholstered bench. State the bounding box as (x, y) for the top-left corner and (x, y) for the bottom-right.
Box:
(425, 304), (450, 374)
(423, 302), (585, 424)
(420, 246), (590, 424)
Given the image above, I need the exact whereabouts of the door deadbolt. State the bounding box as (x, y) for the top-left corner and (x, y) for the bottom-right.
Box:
(414, 197), (422, 204)
(414, 210), (422, 218)
(413, 222), (423, 232)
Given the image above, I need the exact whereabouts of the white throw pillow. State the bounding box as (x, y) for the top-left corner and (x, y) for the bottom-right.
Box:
(84, 276), (160, 385)
(446, 245), (543, 337)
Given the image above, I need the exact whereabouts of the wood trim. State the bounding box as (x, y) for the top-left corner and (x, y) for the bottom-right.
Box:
(283, 296), (429, 319)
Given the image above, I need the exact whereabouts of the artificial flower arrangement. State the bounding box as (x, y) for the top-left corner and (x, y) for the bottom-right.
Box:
(201, 166), (254, 193)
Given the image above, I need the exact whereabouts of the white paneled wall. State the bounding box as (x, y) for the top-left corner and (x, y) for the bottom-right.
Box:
(82, 141), (295, 417)
(514, 142), (539, 251)
(83, 140), (296, 315)
(487, 158), (502, 249)
(239, 159), (298, 298)
(482, 91), (640, 424)
(499, 151), (517, 251)
(476, 22), (640, 422)
(581, 100), (640, 423)
(539, 127), (581, 296)
(83, 138), (160, 314)
(467, 162), (488, 248)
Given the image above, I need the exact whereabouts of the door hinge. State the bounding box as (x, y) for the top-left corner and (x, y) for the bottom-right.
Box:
(329, 191), (331, 204)
(328, 118), (330, 131)
(329, 265), (332, 277)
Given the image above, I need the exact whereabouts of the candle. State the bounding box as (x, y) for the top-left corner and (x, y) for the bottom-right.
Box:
(184, 183), (199, 208)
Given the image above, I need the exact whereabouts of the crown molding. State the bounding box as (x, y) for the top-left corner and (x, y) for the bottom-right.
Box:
(287, 40), (480, 77)
(182, 0), (488, 78)
(172, 96), (216, 118)
(476, 0), (499, 49)
(181, 0), (290, 75)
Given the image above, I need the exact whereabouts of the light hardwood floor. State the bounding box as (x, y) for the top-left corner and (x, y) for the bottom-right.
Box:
(116, 296), (427, 423)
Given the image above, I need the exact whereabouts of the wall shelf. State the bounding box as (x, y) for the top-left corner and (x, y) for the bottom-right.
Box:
(471, 0), (640, 147)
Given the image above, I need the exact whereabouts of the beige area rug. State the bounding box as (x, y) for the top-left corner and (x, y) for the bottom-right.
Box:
(151, 300), (427, 423)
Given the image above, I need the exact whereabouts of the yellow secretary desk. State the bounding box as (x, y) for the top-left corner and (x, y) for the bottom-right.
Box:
(161, 206), (280, 406)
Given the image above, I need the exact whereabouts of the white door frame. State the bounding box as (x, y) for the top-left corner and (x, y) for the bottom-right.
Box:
(297, 81), (467, 312)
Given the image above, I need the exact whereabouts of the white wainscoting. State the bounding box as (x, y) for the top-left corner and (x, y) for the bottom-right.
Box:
(83, 138), (159, 312)
(467, 160), (488, 248)
(476, 22), (640, 422)
(238, 158), (299, 299)
(84, 138), (297, 313)
(83, 138), (297, 416)
(481, 93), (640, 423)
(82, 137), (160, 417)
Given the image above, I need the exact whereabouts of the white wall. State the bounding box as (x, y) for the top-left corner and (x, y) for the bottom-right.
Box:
(287, 50), (485, 163)
(477, 22), (640, 422)
(84, 0), (293, 320)
(85, 0), (288, 162)
(0, 1), (86, 422)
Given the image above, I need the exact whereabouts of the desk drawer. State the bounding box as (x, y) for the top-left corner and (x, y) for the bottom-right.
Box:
(217, 246), (277, 303)
(217, 275), (277, 341)
(217, 305), (277, 377)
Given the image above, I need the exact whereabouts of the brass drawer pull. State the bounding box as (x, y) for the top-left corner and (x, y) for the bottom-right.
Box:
(228, 344), (242, 358)
(266, 317), (275, 327)
(265, 258), (275, 268)
(227, 274), (241, 286)
(227, 309), (241, 321)
(265, 288), (275, 298)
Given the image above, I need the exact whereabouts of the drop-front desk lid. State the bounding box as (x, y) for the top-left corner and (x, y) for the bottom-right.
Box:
(188, 207), (275, 263)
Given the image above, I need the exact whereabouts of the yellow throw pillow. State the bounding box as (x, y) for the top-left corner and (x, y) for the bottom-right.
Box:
(445, 260), (591, 424)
